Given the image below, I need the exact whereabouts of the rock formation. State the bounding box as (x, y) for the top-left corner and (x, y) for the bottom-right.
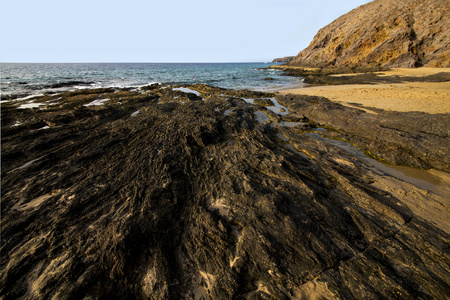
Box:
(1, 85), (449, 299)
(272, 56), (295, 63)
(290, 0), (450, 68)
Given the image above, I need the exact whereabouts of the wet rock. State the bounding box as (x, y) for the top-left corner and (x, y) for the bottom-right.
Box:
(272, 56), (295, 63)
(282, 113), (309, 123)
(1, 85), (449, 299)
(253, 98), (274, 106)
(46, 81), (95, 89)
(277, 93), (450, 171)
(140, 83), (161, 91)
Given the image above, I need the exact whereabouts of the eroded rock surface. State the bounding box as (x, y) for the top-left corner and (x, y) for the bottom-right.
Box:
(1, 85), (449, 299)
(290, 0), (450, 68)
(277, 93), (450, 172)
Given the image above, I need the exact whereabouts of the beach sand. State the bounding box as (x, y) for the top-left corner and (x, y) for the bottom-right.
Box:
(279, 68), (450, 114)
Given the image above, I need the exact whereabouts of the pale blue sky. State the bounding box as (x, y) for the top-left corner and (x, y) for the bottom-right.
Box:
(1, 0), (372, 62)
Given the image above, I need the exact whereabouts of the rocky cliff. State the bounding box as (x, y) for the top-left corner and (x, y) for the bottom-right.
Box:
(1, 85), (450, 299)
(290, 0), (450, 68)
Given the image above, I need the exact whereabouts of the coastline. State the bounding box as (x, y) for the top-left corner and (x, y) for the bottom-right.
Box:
(277, 67), (450, 114)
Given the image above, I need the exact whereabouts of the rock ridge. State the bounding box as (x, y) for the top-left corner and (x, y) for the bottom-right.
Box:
(272, 56), (295, 63)
(289, 0), (450, 68)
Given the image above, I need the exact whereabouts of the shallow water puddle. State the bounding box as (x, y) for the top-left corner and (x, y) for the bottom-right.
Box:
(254, 111), (304, 128)
(18, 102), (46, 109)
(13, 190), (62, 211)
(11, 121), (23, 127)
(224, 109), (234, 116)
(276, 132), (288, 142)
(172, 87), (206, 101)
(246, 97), (289, 115)
(241, 98), (255, 104)
(130, 109), (140, 117)
(8, 156), (44, 173)
(255, 111), (271, 124)
(378, 162), (443, 188)
(16, 194), (53, 211)
(307, 133), (440, 191)
(267, 97), (289, 115)
(6, 94), (45, 104)
(84, 99), (110, 107)
(172, 87), (201, 97)
(279, 121), (303, 127)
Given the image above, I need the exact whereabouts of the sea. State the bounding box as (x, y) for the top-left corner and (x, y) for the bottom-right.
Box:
(1, 63), (304, 99)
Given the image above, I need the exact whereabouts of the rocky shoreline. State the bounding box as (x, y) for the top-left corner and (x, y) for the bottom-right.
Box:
(269, 64), (450, 85)
(1, 84), (449, 299)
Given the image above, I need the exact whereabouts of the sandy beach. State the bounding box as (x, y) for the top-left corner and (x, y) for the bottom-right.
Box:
(279, 68), (450, 114)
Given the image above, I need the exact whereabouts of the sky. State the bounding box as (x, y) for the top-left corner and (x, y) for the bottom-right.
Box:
(1, 0), (372, 63)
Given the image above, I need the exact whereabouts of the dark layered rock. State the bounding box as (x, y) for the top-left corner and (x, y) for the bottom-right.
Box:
(277, 93), (450, 172)
(45, 81), (95, 89)
(1, 85), (449, 299)
(290, 0), (450, 68)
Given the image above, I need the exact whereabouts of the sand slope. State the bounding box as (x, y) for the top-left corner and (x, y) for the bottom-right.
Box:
(280, 68), (450, 114)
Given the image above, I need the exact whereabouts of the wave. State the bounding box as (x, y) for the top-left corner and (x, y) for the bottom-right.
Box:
(1, 63), (303, 97)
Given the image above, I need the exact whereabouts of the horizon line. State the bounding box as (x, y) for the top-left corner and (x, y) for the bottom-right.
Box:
(1, 61), (280, 64)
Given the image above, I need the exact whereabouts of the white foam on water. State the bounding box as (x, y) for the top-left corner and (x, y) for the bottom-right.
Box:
(137, 82), (160, 89)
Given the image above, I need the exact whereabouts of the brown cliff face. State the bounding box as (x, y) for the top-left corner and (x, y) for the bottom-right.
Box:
(290, 0), (450, 68)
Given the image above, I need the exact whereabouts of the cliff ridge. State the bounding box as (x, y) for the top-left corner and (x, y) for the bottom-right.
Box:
(290, 0), (450, 68)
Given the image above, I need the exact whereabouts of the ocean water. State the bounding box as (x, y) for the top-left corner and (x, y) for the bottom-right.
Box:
(1, 63), (304, 98)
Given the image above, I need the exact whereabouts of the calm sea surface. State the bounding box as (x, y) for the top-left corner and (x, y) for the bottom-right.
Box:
(1, 63), (304, 98)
